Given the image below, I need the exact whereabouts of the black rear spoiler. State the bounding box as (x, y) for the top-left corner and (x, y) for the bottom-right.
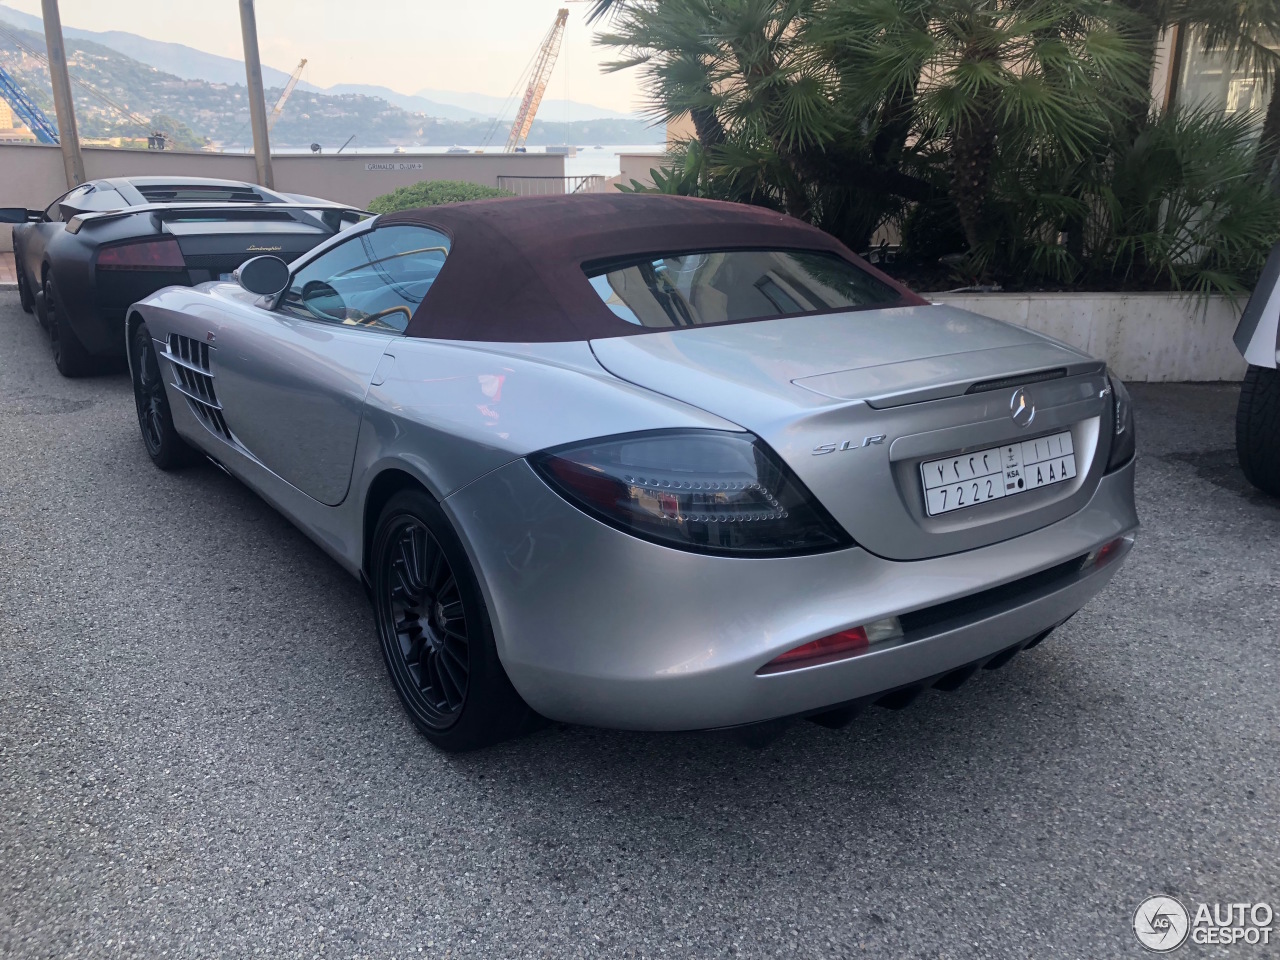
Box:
(65, 201), (372, 235)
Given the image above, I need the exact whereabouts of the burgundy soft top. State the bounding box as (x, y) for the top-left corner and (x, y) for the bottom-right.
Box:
(382, 193), (925, 343)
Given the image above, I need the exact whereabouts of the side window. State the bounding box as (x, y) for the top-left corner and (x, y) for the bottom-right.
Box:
(76, 188), (127, 212)
(278, 225), (450, 333)
(45, 185), (91, 223)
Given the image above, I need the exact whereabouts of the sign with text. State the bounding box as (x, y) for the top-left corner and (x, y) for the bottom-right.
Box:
(365, 162), (424, 172)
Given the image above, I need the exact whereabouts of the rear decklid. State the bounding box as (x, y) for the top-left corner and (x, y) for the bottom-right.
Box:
(70, 201), (360, 281)
(162, 215), (331, 281)
(590, 304), (1114, 561)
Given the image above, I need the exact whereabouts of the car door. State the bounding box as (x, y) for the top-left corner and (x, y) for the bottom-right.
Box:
(213, 223), (451, 506)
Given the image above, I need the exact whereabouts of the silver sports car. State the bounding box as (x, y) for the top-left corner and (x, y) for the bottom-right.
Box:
(126, 194), (1138, 751)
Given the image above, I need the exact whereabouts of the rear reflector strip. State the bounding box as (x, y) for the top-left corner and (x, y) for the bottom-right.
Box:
(1081, 534), (1133, 571)
(759, 617), (903, 674)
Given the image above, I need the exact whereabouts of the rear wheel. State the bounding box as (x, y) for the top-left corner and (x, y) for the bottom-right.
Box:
(15, 259), (34, 313)
(44, 271), (95, 378)
(371, 489), (534, 751)
(1236, 364), (1280, 497)
(130, 320), (198, 470)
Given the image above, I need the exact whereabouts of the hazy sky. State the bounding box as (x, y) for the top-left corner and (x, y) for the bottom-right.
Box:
(5, 0), (644, 113)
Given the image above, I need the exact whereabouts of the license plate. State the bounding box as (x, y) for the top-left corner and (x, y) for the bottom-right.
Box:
(218, 272), (234, 281)
(921, 430), (1076, 517)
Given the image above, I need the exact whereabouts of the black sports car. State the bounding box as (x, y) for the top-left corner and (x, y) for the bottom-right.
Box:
(2, 176), (365, 377)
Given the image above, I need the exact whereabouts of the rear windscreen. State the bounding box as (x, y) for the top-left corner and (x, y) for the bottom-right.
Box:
(585, 249), (902, 328)
(138, 186), (264, 203)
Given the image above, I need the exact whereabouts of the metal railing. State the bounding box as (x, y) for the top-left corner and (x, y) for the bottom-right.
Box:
(497, 175), (608, 197)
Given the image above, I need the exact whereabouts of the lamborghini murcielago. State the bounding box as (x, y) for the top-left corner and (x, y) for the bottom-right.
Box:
(3, 176), (365, 377)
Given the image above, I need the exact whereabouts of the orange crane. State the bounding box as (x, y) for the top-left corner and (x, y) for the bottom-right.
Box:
(504, 9), (568, 152)
(267, 59), (307, 132)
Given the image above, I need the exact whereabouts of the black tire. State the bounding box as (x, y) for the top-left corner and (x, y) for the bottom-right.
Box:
(44, 271), (95, 378)
(1237, 364), (1280, 497)
(130, 320), (199, 470)
(15, 258), (34, 314)
(371, 489), (534, 751)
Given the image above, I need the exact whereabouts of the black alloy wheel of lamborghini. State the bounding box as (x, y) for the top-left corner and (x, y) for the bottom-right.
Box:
(371, 489), (533, 751)
(16, 260), (34, 314)
(44, 271), (94, 377)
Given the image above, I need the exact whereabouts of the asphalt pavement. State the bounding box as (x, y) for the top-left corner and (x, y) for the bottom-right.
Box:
(1, 292), (1277, 959)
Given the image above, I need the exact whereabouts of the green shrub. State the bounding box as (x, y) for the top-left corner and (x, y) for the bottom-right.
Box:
(367, 179), (513, 214)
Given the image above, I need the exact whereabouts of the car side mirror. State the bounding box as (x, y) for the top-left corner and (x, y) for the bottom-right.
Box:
(0, 207), (40, 224)
(234, 255), (290, 296)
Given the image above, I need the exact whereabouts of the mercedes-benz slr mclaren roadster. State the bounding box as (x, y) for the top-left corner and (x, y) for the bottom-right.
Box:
(126, 194), (1139, 751)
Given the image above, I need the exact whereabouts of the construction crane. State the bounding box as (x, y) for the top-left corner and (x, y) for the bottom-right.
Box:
(504, 9), (568, 153)
(0, 64), (59, 144)
(2, 24), (155, 141)
(267, 58), (306, 132)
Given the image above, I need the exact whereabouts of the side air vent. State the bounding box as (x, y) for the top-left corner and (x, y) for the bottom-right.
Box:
(165, 334), (232, 442)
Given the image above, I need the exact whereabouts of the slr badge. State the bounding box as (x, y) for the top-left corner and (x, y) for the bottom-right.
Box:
(812, 435), (886, 456)
(1010, 388), (1036, 428)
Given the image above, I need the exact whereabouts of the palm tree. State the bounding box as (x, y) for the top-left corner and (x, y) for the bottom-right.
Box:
(828, 0), (1144, 260)
(597, 0), (1143, 259)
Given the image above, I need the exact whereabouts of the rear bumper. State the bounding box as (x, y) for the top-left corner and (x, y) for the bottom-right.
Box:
(444, 458), (1138, 731)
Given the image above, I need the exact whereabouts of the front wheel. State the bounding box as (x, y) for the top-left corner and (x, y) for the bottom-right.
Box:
(370, 489), (534, 751)
(1237, 364), (1280, 497)
(131, 320), (198, 470)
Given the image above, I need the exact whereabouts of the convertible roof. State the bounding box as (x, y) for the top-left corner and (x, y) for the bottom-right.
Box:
(381, 194), (924, 343)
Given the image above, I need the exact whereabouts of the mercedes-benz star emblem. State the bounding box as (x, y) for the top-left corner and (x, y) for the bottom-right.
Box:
(1010, 387), (1036, 428)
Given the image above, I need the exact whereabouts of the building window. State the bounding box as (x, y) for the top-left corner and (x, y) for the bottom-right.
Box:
(1175, 27), (1278, 127)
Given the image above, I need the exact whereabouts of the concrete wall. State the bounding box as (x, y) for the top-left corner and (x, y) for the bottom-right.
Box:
(933, 291), (1247, 382)
(0, 143), (564, 250)
(616, 151), (667, 190)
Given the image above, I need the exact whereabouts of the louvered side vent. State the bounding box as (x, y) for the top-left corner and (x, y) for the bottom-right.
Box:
(165, 334), (232, 442)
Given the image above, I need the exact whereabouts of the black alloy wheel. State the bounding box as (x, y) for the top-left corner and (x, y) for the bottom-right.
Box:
(130, 321), (197, 470)
(371, 489), (533, 751)
(44, 271), (93, 377)
(16, 260), (34, 313)
(385, 516), (471, 727)
(1237, 364), (1280, 497)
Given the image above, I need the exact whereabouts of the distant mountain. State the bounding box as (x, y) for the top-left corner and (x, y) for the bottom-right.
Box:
(323, 84), (482, 122)
(0, 3), (641, 124)
(0, 18), (662, 149)
(0, 2), (297, 88)
(415, 87), (638, 122)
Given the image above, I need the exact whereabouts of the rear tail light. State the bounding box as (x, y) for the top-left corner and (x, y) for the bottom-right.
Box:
(97, 238), (185, 271)
(759, 617), (903, 673)
(1105, 374), (1135, 470)
(530, 429), (853, 556)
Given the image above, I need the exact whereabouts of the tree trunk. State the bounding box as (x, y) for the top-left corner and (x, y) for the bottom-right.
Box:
(1121, 19), (1162, 138)
(949, 116), (997, 257)
(1254, 79), (1280, 184)
(690, 103), (726, 149)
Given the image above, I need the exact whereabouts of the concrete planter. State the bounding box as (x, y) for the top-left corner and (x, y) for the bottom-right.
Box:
(932, 291), (1246, 383)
